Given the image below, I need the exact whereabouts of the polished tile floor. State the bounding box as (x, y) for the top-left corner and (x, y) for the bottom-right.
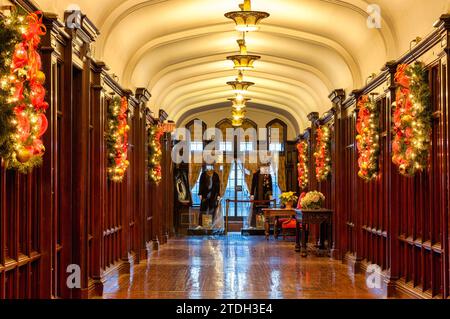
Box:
(102, 234), (392, 299)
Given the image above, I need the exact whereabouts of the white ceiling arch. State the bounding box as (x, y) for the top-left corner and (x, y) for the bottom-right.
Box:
(34, 0), (450, 135)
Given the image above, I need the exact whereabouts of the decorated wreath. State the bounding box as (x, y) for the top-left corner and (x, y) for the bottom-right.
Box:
(392, 62), (432, 176)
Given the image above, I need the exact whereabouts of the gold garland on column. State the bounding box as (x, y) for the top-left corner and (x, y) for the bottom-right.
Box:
(356, 95), (380, 181)
(296, 139), (309, 190)
(314, 125), (331, 182)
(106, 96), (130, 182)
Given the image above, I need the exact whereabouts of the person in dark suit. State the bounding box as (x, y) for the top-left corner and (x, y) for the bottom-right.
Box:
(250, 165), (273, 227)
(198, 166), (221, 228)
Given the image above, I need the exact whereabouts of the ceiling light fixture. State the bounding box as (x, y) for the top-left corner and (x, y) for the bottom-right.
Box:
(225, 0), (270, 32)
(227, 71), (255, 94)
(228, 98), (251, 111)
(226, 38), (261, 70)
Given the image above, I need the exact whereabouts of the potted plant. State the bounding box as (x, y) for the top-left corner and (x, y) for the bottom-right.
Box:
(279, 192), (299, 209)
(300, 191), (325, 210)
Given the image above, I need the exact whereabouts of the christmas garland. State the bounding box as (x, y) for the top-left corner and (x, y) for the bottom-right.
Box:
(148, 124), (164, 183)
(0, 12), (48, 173)
(356, 95), (380, 181)
(314, 125), (331, 182)
(106, 96), (130, 182)
(296, 139), (309, 190)
(392, 62), (432, 176)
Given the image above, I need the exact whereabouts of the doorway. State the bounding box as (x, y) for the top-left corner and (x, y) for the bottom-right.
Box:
(222, 160), (251, 221)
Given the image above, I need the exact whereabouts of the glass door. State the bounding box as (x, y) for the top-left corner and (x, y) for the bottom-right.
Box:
(222, 160), (251, 220)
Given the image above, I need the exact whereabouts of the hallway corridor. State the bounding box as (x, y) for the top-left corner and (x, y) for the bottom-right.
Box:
(102, 236), (388, 299)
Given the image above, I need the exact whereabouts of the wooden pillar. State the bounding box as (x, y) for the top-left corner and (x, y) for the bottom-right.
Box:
(307, 112), (319, 191)
(87, 60), (107, 296)
(134, 88), (151, 261)
(382, 61), (400, 296)
(40, 12), (69, 299)
(442, 14), (450, 300)
(329, 89), (346, 261)
(64, 11), (99, 299)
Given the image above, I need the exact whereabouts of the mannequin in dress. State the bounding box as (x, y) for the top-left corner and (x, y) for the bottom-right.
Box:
(249, 164), (273, 227)
(198, 165), (221, 228)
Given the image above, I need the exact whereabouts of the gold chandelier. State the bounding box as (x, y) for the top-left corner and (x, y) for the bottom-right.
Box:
(228, 98), (251, 111)
(224, 0), (269, 127)
(225, 0), (270, 32)
(227, 38), (261, 70)
(226, 71), (254, 94)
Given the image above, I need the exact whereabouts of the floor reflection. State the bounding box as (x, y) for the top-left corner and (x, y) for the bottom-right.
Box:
(102, 235), (393, 299)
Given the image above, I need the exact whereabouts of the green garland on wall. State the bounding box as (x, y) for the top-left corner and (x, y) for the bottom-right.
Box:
(392, 62), (432, 176)
(0, 13), (22, 166)
(148, 124), (164, 183)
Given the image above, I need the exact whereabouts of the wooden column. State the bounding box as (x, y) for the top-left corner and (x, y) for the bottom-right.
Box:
(443, 14), (450, 300)
(135, 89), (152, 261)
(64, 11), (99, 299)
(87, 60), (107, 297)
(382, 61), (400, 296)
(307, 112), (319, 191)
(329, 89), (346, 261)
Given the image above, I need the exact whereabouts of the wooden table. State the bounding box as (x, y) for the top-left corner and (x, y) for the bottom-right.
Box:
(262, 208), (298, 240)
(295, 209), (333, 257)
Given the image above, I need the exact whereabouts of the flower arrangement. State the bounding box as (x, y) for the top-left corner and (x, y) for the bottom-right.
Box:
(106, 96), (130, 182)
(356, 95), (380, 181)
(148, 124), (164, 183)
(297, 139), (309, 190)
(392, 62), (432, 176)
(279, 191), (298, 207)
(300, 191), (325, 210)
(0, 11), (49, 173)
(314, 125), (331, 182)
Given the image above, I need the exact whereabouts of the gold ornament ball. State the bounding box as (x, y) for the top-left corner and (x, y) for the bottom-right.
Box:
(16, 148), (32, 163)
(36, 71), (46, 84)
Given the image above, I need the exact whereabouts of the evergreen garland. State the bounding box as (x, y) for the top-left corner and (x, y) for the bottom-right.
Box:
(106, 96), (129, 182)
(392, 62), (432, 176)
(356, 95), (380, 181)
(0, 13), (22, 166)
(148, 124), (164, 183)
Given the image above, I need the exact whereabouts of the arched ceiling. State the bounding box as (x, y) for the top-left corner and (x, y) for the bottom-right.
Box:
(36, 0), (450, 134)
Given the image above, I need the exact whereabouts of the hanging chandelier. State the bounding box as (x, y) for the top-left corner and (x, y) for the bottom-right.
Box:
(227, 71), (255, 94)
(228, 98), (251, 111)
(232, 109), (246, 121)
(224, 0), (269, 127)
(227, 38), (261, 70)
(225, 0), (270, 32)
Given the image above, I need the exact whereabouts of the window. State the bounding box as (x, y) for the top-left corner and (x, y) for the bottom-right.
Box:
(190, 141), (203, 151)
(240, 142), (254, 152)
(221, 161), (251, 218)
(270, 165), (282, 205)
(220, 141), (233, 152)
(267, 120), (286, 152)
(191, 174), (202, 206)
(269, 143), (283, 152)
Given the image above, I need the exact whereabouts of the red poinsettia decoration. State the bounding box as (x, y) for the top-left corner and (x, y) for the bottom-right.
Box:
(392, 62), (431, 176)
(297, 140), (309, 190)
(314, 125), (331, 182)
(356, 95), (380, 181)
